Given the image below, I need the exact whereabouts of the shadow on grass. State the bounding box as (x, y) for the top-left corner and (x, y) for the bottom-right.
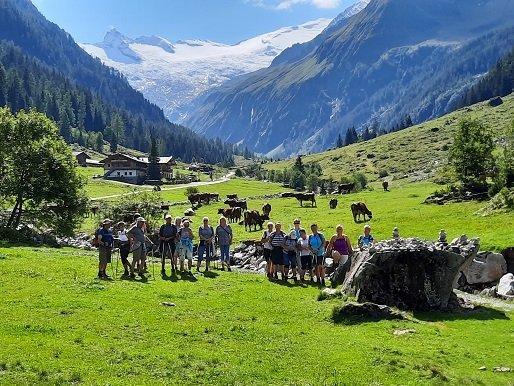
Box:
(413, 306), (510, 322)
(202, 270), (219, 279)
(119, 274), (151, 284)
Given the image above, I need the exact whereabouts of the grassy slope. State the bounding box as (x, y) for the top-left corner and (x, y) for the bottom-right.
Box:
(0, 247), (512, 385)
(263, 93), (514, 180)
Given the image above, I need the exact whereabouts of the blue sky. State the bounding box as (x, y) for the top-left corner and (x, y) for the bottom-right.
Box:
(32, 0), (359, 44)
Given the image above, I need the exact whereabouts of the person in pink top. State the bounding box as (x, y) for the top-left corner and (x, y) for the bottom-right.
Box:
(326, 224), (354, 268)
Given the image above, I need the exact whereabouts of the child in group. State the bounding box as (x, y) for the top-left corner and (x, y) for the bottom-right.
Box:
(297, 229), (313, 283)
(358, 224), (374, 249)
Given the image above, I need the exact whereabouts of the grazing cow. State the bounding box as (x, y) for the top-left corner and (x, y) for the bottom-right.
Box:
(329, 198), (338, 209)
(351, 202), (373, 223)
(281, 192), (316, 207)
(226, 194), (238, 199)
(295, 192), (317, 207)
(382, 181), (389, 191)
(232, 207), (243, 223)
(208, 192), (220, 202)
(223, 199), (248, 211)
(160, 203), (170, 211)
(218, 207), (234, 221)
(262, 203), (272, 217)
(241, 210), (268, 232)
(338, 183), (355, 194)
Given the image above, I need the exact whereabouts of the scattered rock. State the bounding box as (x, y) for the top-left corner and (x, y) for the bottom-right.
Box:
(333, 302), (407, 321)
(160, 302), (176, 307)
(488, 96), (503, 107)
(463, 252), (507, 285)
(479, 287), (496, 297)
(497, 273), (514, 299)
(492, 367), (512, 373)
(393, 329), (416, 336)
(479, 366), (486, 371)
(321, 288), (338, 298)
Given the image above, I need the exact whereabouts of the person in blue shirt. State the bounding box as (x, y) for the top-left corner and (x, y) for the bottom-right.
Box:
(308, 223), (327, 286)
(97, 219), (114, 279)
(358, 225), (375, 249)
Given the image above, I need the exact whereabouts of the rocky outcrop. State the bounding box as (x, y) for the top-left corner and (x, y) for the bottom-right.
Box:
(462, 251), (507, 285)
(340, 236), (479, 310)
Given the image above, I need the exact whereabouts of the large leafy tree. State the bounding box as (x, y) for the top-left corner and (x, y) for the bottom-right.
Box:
(0, 108), (88, 236)
(450, 118), (495, 188)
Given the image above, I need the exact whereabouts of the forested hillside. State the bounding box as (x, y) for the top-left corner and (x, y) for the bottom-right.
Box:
(0, 0), (235, 164)
(461, 45), (514, 107)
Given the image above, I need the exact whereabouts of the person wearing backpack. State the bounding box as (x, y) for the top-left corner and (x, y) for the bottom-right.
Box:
(97, 219), (114, 279)
(215, 216), (233, 271)
(268, 222), (286, 281)
(298, 228), (313, 283)
(308, 223), (327, 286)
(261, 221), (274, 278)
(197, 217), (214, 272)
(159, 214), (178, 276)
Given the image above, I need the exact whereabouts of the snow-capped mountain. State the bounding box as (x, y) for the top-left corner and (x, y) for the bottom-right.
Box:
(80, 19), (331, 122)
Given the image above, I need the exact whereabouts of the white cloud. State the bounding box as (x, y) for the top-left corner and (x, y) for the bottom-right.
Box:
(246, 0), (342, 10)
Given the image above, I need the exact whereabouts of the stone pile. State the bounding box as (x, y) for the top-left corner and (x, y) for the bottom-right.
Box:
(57, 233), (93, 250)
(230, 243), (266, 274)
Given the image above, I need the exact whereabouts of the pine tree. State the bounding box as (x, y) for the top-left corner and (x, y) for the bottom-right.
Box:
(344, 127), (358, 146)
(336, 133), (344, 148)
(293, 155), (305, 173)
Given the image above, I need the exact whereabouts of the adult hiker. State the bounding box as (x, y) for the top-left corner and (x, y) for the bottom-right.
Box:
(97, 219), (114, 279)
(178, 219), (194, 275)
(197, 217), (214, 272)
(172, 217), (182, 273)
(127, 217), (153, 279)
(358, 224), (375, 249)
(268, 222), (286, 281)
(159, 214), (178, 275)
(326, 224), (354, 269)
(283, 229), (298, 283)
(261, 221), (274, 278)
(292, 218), (302, 270)
(116, 221), (131, 276)
(298, 228), (313, 283)
(308, 223), (327, 286)
(215, 216), (233, 271)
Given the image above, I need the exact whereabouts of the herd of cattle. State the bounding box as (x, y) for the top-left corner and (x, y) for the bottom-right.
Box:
(182, 188), (376, 231)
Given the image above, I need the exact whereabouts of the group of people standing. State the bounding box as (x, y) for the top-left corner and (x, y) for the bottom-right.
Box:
(261, 219), (374, 286)
(96, 213), (374, 286)
(95, 214), (234, 279)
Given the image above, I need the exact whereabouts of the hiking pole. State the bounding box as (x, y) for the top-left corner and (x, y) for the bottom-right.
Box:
(110, 248), (115, 278)
(151, 244), (156, 280)
(115, 247), (120, 277)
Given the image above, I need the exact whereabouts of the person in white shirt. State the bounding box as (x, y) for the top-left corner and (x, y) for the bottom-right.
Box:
(260, 222), (274, 278)
(297, 228), (313, 283)
(116, 221), (131, 276)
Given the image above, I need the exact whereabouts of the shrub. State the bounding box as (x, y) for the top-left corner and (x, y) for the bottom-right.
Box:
(185, 186), (199, 196)
(234, 168), (243, 177)
(378, 169), (389, 178)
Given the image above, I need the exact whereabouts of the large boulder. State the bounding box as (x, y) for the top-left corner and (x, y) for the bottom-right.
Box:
(463, 252), (507, 285)
(502, 248), (514, 274)
(341, 237), (479, 310)
(497, 273), (514, 299)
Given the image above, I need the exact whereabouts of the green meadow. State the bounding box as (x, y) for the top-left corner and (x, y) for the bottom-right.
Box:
(0, 246), (512, 385)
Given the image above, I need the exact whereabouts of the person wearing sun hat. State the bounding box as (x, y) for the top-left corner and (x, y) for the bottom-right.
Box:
(282, 229), (298, 283)
(159, 214), (177, 275)
(97, 218), (113, 279)
(127, 217), (153, 278)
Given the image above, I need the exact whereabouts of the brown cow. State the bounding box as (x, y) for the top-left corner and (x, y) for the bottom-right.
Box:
(226, 194), (238, 199)
(351, 202), (373, 223)
(262, 203), (272, 217)
(338, 183), (355, 194)
(281, 192), (316, 207)
(232, 207), (243, 223)
(208, 192), (220, 202)
(241, 210), (268, 231)
(382, 181), (389, 191)
(217, 207), (233, 219)
(223, 199), (248, 211)
(329, 198), (338, 209)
